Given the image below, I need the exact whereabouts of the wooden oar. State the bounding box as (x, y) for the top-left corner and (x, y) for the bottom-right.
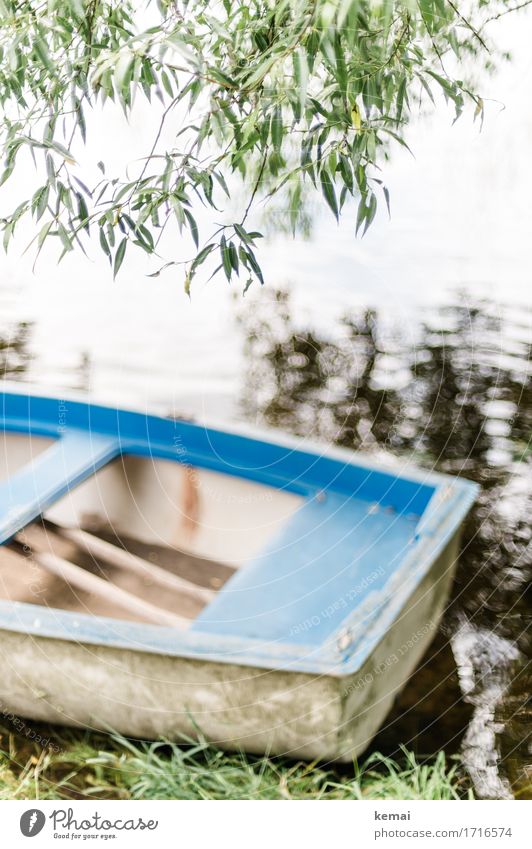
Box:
(15, 534), (189, 629)
(51, 525), (215, 604)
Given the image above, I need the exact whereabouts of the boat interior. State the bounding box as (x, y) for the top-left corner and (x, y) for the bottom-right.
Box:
(0, 430), (432, 643)
(0, 434), (304, 627)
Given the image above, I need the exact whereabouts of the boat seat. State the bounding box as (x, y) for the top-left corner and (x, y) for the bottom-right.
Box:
(192, 491), (418, 646)
(0, 431), (120, 544)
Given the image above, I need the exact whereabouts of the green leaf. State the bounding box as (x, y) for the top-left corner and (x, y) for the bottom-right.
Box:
(3, 223), (12, 253)
(271, 105), (283, 152)
(33, 37), (54, 72)
(356, 192), (378, 236)
(38, 221), (52, 249)
(396, 76), (408, 123)
(293, 48), (309, 117)
(99, 227), (111, 263)
(213, 172), (230, 198)
(220, 235), (232, 281)
(33, 186), (49, 221)
(321, 170), (339, 221)
(382, 185), (390, 217)
(228, 241), (239, 273)
(334, 34), (347, 95)
(160, 70), (173, 98)
(0, 162), (15, 187)
(46, 140), (76, 164)
(206, 67), (237, 89)
(76, 193), (90, 232)
(45, 154), (56, 188)
(73, 177), (93, 198)
(183, 208), (199, 247)
(57, 223), (73, 253)
(244, 247), (264, 286)
(113, 237), (127, 278)
(191, 243), (215, 273)
(234, 223), (250, 243)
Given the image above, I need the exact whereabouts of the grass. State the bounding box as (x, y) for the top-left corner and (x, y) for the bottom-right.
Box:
(0, 718), (472, 800)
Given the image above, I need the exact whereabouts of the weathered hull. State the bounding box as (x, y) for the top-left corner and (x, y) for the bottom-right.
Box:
(0, 391), (477, 760)
(0, 532), (460, 762)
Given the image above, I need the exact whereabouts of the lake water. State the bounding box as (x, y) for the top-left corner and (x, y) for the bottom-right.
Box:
(0, 12), (530, 798)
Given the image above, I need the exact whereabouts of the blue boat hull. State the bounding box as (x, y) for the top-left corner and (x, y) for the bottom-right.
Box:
(0, 391), (477, 758)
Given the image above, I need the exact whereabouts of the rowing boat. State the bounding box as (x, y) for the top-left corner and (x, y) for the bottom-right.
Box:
(0, 390), (477, 761)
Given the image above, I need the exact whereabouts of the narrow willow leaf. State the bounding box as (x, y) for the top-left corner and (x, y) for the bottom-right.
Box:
(75, 97), (86, 143)
(220, 236), (232, 281)
(77, 193), (90, 232)
(321, 170), (339, 221)
(115, 52), (135, 102)
(113, 237), (127, 278)
(334, 34), (347, 95)
(99, 226), (111, 263)
(228, 241), (239, 273)
(73, 176), (93, 198)
(396, 76), (408, 123)
(271, 105), (283, 152)
(206, 67), (237, 89)
(38, 221), (52, 248)
(191, 243), (215, 272)
(293, 48), (309, 116)
(183, 208), (199, 247)
(383, 185), (391, 217)
(47, 140), (76, 164)
(244, 247), (264, 285)
(57, 223), (73, 252)
(289, 181), (302, 236)
(0, 163), (15, 187)
(3, 223), (12, 253)
(362, 193), (378, 235)
(34, 37), (53, 72)
(233, 223), (249, 243)
(160, 70), (173, 97)
(213, 172), (229, 197)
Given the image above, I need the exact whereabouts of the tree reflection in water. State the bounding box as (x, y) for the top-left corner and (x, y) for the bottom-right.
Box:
(239, 290), (531, 798)
(0, 321), (32, 379)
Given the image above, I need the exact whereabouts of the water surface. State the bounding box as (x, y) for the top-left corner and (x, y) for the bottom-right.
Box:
(1, 289), (529, 798)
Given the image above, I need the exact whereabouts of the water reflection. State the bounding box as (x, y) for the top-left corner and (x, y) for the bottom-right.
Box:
(0, 321), (32, 379)
(239, 291), (531, 799)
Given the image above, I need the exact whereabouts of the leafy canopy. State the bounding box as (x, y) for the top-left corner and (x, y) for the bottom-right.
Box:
(0, 0), (524, 290)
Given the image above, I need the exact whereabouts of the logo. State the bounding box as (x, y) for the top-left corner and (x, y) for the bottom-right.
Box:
(20, 809), (46, 837)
